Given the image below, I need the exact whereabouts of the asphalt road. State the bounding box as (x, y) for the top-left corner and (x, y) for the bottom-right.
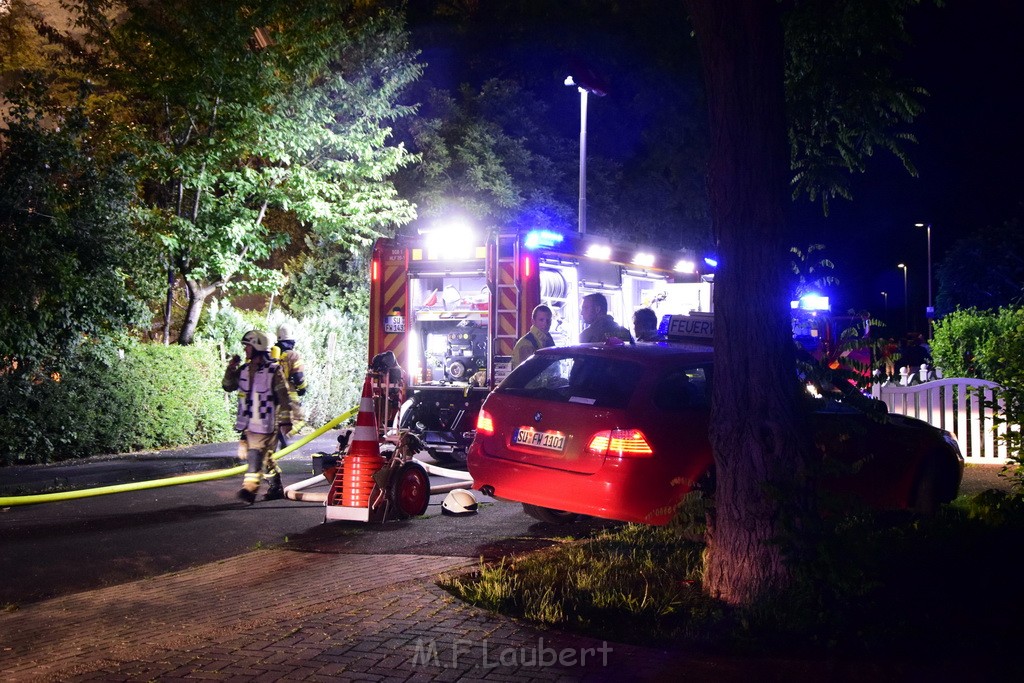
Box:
(1, 426), (1010, 609)
(0, 432), (614, 607)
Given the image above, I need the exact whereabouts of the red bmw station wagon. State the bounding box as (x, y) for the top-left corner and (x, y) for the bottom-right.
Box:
(468, 342), (964, 525)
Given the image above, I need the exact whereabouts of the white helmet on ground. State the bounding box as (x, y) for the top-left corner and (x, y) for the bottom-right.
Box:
(276, 324), (294, 342)
(241, 330), (272, 353)
(441, 489), (478, 516)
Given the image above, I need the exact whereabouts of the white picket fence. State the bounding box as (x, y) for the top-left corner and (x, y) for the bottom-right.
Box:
(871, 370), (1009, 464)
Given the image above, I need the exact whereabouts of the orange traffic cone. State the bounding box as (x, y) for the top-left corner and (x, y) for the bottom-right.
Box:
(328, 373), (385, 509)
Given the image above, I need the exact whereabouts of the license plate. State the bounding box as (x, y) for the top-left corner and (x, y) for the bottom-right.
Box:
(512, 427), (566, 452)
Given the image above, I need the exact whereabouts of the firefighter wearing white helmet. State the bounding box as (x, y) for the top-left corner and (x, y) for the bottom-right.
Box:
(441, 489), (478, 516)
(273, 323), (308, 435)
(223, 329), (297, 504)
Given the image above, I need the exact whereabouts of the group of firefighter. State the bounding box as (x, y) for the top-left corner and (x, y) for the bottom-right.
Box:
(510, 292), (661, 369)
(225, 294), (657, 503)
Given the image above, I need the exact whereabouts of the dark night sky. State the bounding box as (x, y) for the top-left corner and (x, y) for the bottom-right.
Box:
(791, 0), (1024, 330)
(408, 1), (1023, 334)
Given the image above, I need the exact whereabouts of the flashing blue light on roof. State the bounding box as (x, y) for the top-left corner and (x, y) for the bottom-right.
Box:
(797, 294), (830, 311)
(524, 229), (565, 250)
(703, 257), (718, 268)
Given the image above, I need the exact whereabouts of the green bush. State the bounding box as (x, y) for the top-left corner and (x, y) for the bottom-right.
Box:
(0, 339), (234, 465)
(113, 342), (236, 450)
(932, 305), (1024, 480)
(0, 303), (372, 466)
(930, 307), (1003, 378)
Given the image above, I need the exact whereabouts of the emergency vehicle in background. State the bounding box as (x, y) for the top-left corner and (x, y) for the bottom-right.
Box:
(367, 225), (703, 464)
(790, 294), (874, 378)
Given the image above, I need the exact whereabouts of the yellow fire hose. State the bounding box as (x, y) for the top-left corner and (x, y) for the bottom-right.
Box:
(0, 407), (358, 508)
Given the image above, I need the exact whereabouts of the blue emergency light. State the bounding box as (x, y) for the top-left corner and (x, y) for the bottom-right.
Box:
(524, 229), (565, 250)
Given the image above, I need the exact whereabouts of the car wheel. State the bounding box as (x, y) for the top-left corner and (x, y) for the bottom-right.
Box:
(911, 456), (942, 517)
(522, 503), (581, 524)
(388, 461), (431, 518)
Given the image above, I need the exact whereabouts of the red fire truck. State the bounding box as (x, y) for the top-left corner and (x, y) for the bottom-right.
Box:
(367, 225), (702, 464)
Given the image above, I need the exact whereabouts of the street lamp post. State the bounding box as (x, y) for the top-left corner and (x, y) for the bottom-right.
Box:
(897, 263), (909, 333)
(915, 222), (933, 337)
(881, 291), (888, 313)
(565, 72), (606, 235)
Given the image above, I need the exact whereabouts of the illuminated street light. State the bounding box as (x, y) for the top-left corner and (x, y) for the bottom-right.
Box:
(565, 68), (606, 235)
(881, 291), (888, 313)
(915, 222), (934, 337)
(898, 263), (909, 332)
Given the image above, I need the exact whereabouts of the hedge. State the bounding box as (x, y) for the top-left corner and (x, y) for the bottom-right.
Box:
(0, 340), (235, 465)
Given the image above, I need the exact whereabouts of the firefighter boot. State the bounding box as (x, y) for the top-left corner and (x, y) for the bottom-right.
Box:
(237, 488), (257, 504)
(263, 474), (285, 501)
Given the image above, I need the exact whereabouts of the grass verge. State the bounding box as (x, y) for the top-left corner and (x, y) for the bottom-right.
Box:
(440, 490), (1024, 658)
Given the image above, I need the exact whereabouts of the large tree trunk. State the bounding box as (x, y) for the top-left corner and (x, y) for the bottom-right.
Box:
(177, 278), (217, 345)
(684, 0), (811, 605)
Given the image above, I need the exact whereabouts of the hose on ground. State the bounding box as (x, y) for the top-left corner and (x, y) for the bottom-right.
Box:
(0, 407), (358, 508)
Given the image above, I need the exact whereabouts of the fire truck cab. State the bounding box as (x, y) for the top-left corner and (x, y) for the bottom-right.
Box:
(368, 225), (700, 464)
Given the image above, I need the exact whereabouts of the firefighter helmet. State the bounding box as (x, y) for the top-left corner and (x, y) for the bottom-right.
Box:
(276, 324), (294, 342)
(241, 330), (272, 352)
(441, 489), (478, 516)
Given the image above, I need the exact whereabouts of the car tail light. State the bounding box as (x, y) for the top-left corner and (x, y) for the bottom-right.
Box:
(586, 429), (653, 458)
(476, 408), (495, 436)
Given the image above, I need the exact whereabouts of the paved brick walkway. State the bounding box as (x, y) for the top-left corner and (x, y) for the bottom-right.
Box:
(2, 548), (998, 682)
(0, 550), (727, 682)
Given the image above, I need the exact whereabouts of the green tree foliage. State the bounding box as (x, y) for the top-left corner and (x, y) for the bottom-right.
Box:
(0, 76), (159, 373)
(397, 79), (576, 232)
(50, 0), (421, 343)
(785, 0), (927, 213)
(790, 243), (838, 299)
(935, 219), (1024, 315)
(282, 247), (370, 316)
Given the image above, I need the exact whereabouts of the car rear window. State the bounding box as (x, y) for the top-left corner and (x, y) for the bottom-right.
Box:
(651, 365), (711, 411)
(498, 354), (642, 409)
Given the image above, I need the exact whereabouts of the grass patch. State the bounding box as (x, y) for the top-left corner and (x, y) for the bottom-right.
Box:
(442, 523), (728, 648)
(441, 491), (1024, 658)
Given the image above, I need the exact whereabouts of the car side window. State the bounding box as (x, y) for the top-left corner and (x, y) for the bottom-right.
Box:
(652, 366), (710, 411)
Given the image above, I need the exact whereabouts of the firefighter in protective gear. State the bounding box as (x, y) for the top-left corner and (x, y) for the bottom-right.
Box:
(511, 304), (554, 369)
(274, 324), (307, 435)
(223, 330), (296, 504)
(580, 293), (633, 344)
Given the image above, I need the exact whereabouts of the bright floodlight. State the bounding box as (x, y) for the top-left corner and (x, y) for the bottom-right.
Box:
(423, 218), (476, 259)
(632, 252), (655, 268)
(585, 244), (612, 260)
(674, 259), (696, 273)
